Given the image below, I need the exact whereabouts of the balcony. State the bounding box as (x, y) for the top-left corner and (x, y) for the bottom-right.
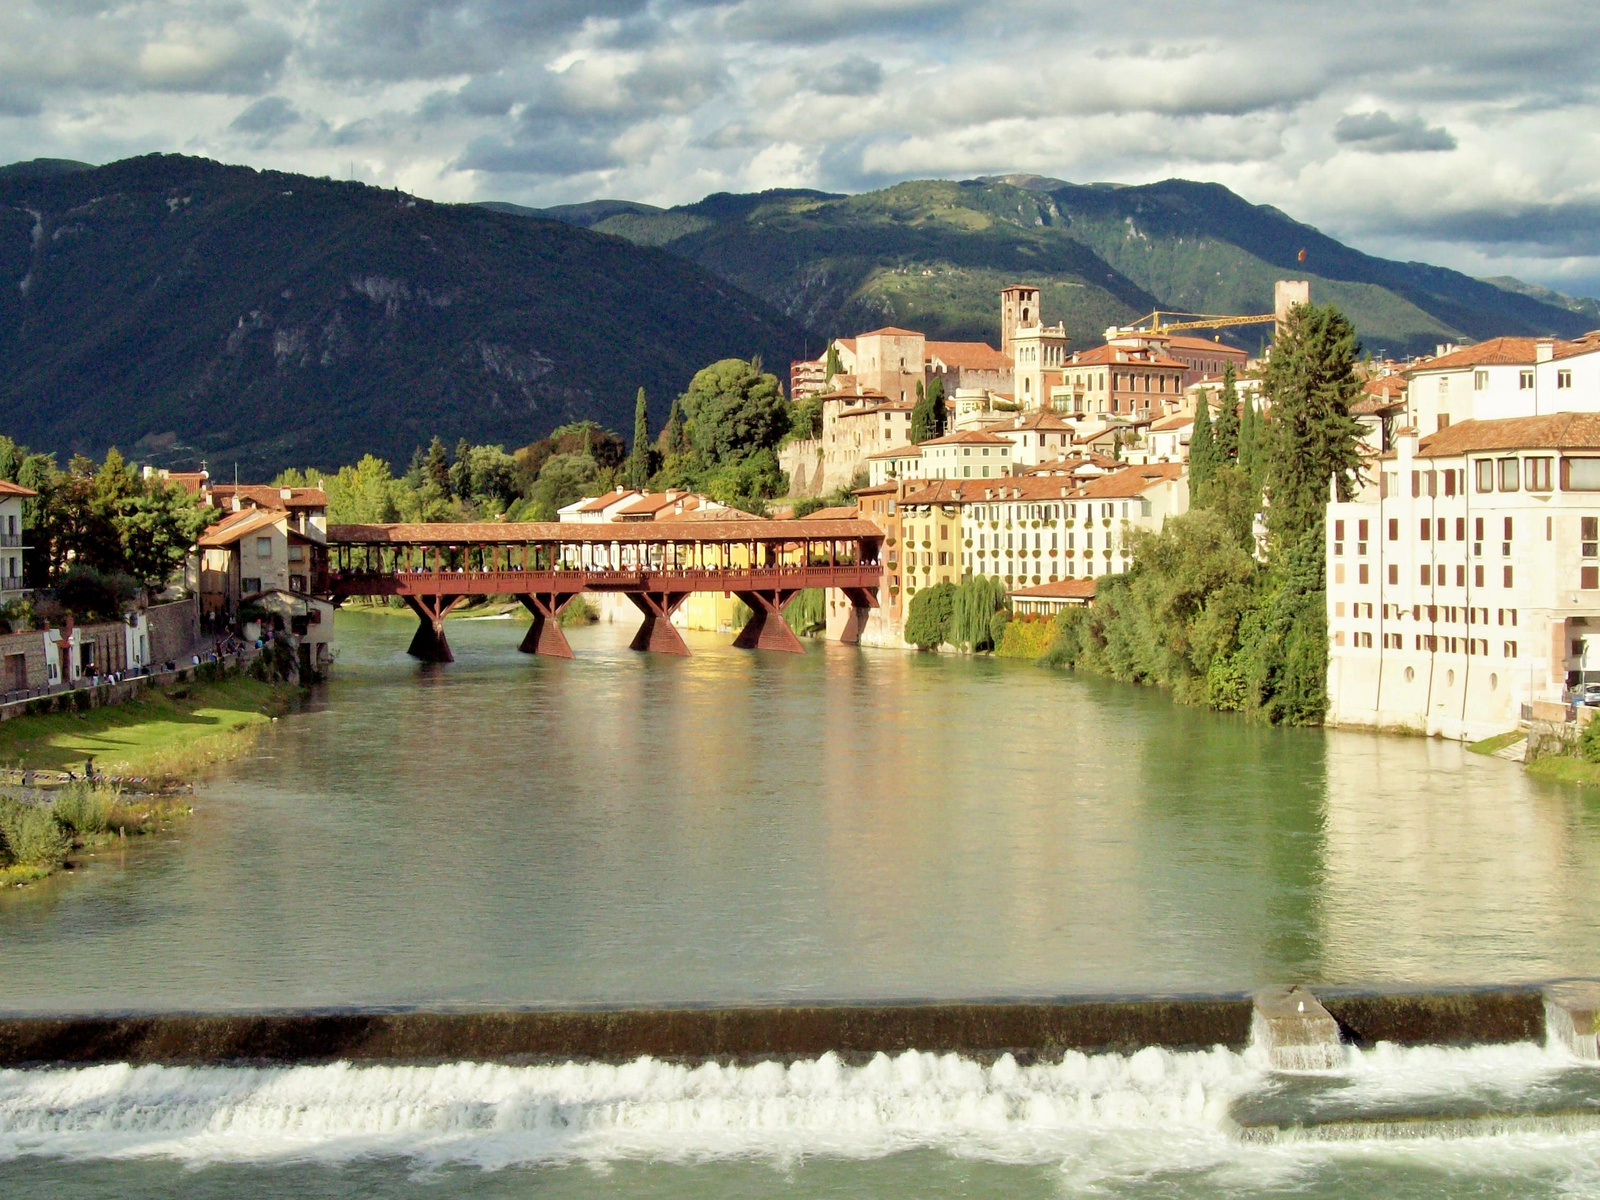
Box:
(0, 534), (24, 549)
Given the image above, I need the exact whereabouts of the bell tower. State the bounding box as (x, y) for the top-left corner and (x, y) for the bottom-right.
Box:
(1000, 284), (1041, 358)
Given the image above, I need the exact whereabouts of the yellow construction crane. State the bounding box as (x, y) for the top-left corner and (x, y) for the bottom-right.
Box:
(1123, 310), (1275, 336)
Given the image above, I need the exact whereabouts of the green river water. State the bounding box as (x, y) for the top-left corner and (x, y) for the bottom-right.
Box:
(4, 610), (1600, 1197)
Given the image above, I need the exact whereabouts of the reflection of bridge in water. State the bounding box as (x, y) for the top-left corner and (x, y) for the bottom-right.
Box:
(321, 520), (884, 661)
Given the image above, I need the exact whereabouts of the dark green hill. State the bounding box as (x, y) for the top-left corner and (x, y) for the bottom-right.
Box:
(504, 176), (1598, 357)
(0, 154), (803, 474)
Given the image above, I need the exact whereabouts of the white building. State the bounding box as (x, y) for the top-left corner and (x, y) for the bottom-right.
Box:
(1405, 335), (1600, 435)
(916, 429), (1014, 480)
(0, 480), (35, 594)
(1326, 413), (1600, 740)
(963, 464), (1187, 587)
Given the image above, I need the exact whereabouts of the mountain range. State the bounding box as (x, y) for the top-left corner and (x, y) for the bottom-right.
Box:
(1, 153), (1595, 478)
(498, 174), (1600, 360)
(0, 155), (802, 475)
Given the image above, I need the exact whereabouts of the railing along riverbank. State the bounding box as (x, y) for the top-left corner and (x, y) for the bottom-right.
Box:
(0, 647), (260, 734)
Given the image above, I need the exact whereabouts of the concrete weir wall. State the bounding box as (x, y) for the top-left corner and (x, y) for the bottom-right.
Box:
(0, 988), (1549, 1067)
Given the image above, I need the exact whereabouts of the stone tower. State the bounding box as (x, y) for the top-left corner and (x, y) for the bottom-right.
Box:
(1000, 284), (1041, 358)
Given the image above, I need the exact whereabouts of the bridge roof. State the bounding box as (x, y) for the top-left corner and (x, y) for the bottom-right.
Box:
(328, 519), (884, 545)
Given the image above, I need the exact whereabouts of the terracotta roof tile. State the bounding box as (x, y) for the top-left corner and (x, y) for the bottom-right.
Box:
(1415, 413), (1600, 457)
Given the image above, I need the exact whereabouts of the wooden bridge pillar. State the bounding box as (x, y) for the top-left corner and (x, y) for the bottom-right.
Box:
(837, 586), (879, 646)
(403, 594), (465, 662)
(732, 589), (804, 653)
(516, 592), (574, 658)
(625, 591), (691, 655)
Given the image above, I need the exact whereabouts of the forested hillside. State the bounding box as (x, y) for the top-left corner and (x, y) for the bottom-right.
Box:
(514, 175), (1598, 358)
(0, 155), (804, 475)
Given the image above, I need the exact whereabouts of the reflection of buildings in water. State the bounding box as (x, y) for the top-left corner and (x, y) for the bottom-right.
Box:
(1317, 731), (1600, 983)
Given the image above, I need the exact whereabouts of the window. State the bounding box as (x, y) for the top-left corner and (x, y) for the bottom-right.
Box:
(1455, 517), (1465, 541)
(241, 577), (261, 594)
(1499, 458), (1520, 491)
(1358, 519), (1369, 543)
(1387, 563), (1399, 585)
(1475, 564), (1484, 587)
(1584, 517), (1598, 557)
(288, 544), (305, 562)
(1444, 469), (1457, 497)
(1388, 518), (1399, 541)
(1356, 632), (1373, 648)
(1437, 518), (1446, 541)
(1584, 567), (1600, 590)
(1505, 641), (1518, 658)
(1359, 563), (1369, 585)
(1520, 370), (1535, 389)
(1474, 370), (1489, 390)
(1384, 633), (1403, 649)
(1559, 369), (1573, 389)
(1420, 565), (1431, 585)
(1526, 457), (1553, 491)
(1476, 459), (1495, 492)
(1504, 565), (1514, 587)
(1456, 565), (1465, 587)
(1420, 518), (1431, 541)
(1567, 459), (1600, 491)
(256, 536), (273, 558)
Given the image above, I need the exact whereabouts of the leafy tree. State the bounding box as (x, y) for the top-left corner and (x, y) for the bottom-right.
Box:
(700, 449), (785, 512)
(119, 483), (212, 585)
(679, 357), (790, 471)
(1213, 363), (1240, 463)
(624, 387), (652, 489)
(1262, 302), (1364, 551)
(1188, 389), (1216, 498)
(904, 581), (957, 650)
(527, 453), (598, 520)
(325, 455), (399, 524)
(953, 575), (1009, 651)
(788, 393), (824, 441)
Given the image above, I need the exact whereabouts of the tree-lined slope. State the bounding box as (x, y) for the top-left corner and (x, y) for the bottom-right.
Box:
(517, 176), (1598, 358)
(0, 155), (803, 474)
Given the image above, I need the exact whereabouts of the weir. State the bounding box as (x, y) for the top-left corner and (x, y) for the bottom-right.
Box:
(317, 518), (884, 662)
(0, 986), (1553, 1068)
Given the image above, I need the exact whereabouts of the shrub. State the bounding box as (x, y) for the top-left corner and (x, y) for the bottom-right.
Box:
(996, 615), (1055, 659)
(0, 797), (70, 869)
(904, 582), (957, 650)
(53, 782), (116, 835)
(952, 575), (1008, 651)
(1580, 714), (1600, 764)
(558, 595), (598, 626)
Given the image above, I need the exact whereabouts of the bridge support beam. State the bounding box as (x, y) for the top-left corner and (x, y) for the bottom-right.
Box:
(516, 592), (575, 658)
(732, 589), (804, 653)
(837, 586), (879, 646)
(625, 591), (691, 656)
(403, 594), (466, 662)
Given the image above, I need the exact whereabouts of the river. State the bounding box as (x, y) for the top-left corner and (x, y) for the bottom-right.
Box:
(4, 610), (1600, 1196)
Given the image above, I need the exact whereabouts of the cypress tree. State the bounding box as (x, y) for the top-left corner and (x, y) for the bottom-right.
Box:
(660, 394), (688, 458)
(1261, 302), (1364, 552)
(926, 375), (947, 438)
(1213, 363), (1240, 463)
(1237, 389), (1260, 489)
(624, 387), (650, 488)
(910, 381), (937, 444)
(1188, 389), (1215, 501)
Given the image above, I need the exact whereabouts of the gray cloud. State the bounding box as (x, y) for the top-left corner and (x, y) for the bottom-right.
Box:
(1335, 110), (1457, 153)
(230, 95), (301, 135)
(811, 56), (884, 97)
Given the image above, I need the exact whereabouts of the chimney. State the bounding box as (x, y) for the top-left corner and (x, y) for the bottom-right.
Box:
(280, 487), (293, 501)
(1536, 339), (1555, 364)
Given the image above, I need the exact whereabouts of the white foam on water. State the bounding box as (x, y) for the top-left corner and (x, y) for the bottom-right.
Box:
(0, 1041), (1597, 1189)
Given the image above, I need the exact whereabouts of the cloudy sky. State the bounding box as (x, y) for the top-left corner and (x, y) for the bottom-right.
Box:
(5, 0), (1600, 296)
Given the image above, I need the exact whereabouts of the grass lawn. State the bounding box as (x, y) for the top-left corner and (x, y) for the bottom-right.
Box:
(0, 677), (294, 783)
(1526, 756), (1600, 787)
(1467, 731), (1526, 756)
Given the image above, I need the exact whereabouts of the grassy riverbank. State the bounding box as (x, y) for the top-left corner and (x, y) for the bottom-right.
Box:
(0, 784), (190, 886)
(0, 676), (297, 784)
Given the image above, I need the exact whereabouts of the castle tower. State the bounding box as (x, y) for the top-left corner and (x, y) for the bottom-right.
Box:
(1000, 284), (1041, 358)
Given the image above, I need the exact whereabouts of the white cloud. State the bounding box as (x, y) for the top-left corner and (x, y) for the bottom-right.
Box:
(0, 0), (1598, 295)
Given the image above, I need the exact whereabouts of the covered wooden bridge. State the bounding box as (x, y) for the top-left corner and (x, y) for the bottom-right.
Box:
(319, 520), (884, 660)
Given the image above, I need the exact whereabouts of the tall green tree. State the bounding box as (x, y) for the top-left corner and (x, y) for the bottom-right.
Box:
(624, 387), (651, 489)
(678, 357), (789, 472)
(1213, 363), (1240, 463)
(325, 455), (399, 524)
(1188, 389), (1216, 499)
(1261, 302), (1365, 552)
(823, 342), (841, 381)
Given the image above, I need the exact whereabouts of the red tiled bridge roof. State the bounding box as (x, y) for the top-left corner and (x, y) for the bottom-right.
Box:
(329, 519), (885, 544)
